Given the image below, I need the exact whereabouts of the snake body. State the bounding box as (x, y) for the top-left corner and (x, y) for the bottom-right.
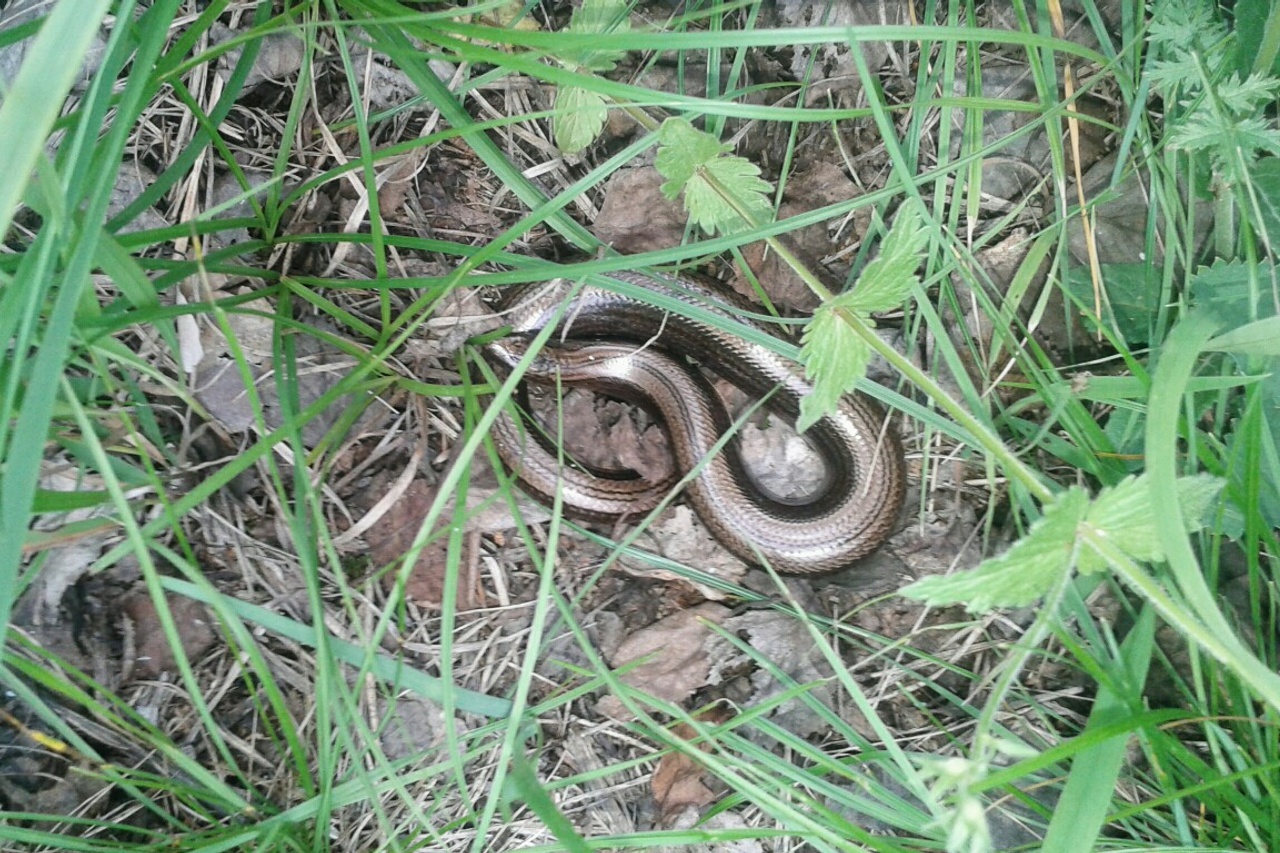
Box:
(483, 270), (905, 574)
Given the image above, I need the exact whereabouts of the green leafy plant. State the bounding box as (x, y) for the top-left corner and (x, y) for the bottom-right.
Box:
(551, 0), (631, 153)
(4, 2), (1280, 852)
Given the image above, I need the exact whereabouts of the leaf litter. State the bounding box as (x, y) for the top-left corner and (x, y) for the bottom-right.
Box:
(1, 0), (1187, 848)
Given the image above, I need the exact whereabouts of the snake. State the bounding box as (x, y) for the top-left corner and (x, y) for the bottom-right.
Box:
(482, 269), (905, 574)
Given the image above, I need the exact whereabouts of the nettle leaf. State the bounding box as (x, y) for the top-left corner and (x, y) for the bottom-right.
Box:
(847, 206), (928, 314)
(903, 489), (1091, 612)
(655, 118), (728, 186)
(1076, 474), (1223, 574)
(903, 474), (1224, 613)
(795, 207), (926, 433)
(655, 118), (773, 235)
(554, 86), (608, 155)
(562, 0), (629, 72)
(684, 160), (773, 234)
(797, 302), (867, 433)
(549, 0), (628, 153)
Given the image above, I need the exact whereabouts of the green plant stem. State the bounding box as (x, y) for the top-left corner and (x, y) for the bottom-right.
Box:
(843, 302), (1055, 505)
(616, 100), (660, 133)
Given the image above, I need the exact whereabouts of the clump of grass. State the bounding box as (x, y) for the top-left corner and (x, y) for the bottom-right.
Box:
(2, 1), (1279, 852)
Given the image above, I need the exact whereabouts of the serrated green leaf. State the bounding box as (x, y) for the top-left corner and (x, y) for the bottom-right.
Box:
(904, 474), (1224, 612)
(678, 177), (733, 234)
(553, 85), (608, 154)
(1078, 473), (1224, 574)
(1173, 473), (1226, 527)
(797, 305), (869, 433)
(1064, 262), (1158, 344)
(688, 159), (773, 235)
(656, 118), (732, 191)
(1170, 115), (1280, 159)
(847, 206), (928, 314)
(849, 206), (931, 312)
(1214, 72), (1280, 113)
(902, 489), (1091, 612)
(1077, 476), (1157, 575)
(793, 209), (924, 432)
(656, 119), (773, 235)
(561, 0), (629, 72)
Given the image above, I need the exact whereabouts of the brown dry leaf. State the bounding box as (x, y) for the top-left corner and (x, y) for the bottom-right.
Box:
(378, 147), (429, 216)
(17, 465), (117, 628)
(651, 713), (731, 827)
(735, 161), (868, 311)
(593, 167), (689, 255)
(625, 507), (747, 592)
(367, 479), (484, 610)
(211, 21), (305, 89)
(378, 695), (450, 761)
(597, 602), (731, 719)
(418, 281), (501, 357)
(602, 402), (673, 482)
(108, 161), (169, 235)
(193, 311), (374, 448)
(714, 610), (855, 739)
(122, 592), (217, 681)
(656, 813), (764, 851)
(770, 0), (903, 105)
(526, 388), (673, 481)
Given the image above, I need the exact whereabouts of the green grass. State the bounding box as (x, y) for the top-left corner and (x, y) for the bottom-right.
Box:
(2, 0), (1279, 851)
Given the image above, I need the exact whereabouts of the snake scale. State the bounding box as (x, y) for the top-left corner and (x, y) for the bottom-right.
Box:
(482, 270), (905, 574)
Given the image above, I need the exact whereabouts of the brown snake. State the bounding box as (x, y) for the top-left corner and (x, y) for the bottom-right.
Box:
(482, 270), (905, 574)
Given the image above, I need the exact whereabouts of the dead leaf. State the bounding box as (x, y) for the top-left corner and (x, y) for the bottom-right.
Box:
(655, 812), (763, 850)
(192, 311), (378, 448)
(108, 161), (169, 235)
(735, 162), (867, 311)
(652, 714), (730, 827)
(16, 464), (118, 628)
(769, 0), (903, 106)
(523, 387), (674, 481)
(625, 507), (748, 591)
(714, 610), (863, 739)
(212, 22), (305, 88)
(367, 479), (484, 610)
(122, 592), (217, 681)
(378, 695), (450, 761)
(593, 167), (688, 255)
(378, 148), (429, 217)
(597, 603), (731, 719)
(606, 404), (674, 482)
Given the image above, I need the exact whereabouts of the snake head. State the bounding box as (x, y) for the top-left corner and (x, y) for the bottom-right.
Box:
(481, 332), (536, 375)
